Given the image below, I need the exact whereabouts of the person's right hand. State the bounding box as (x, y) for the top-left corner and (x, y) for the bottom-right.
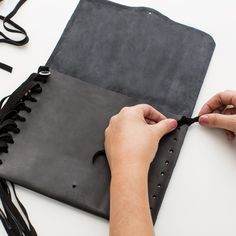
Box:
(105, 104), (177, 174)
(199, 90), (236, 141)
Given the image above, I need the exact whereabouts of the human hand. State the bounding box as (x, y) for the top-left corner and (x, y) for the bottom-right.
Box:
(199, 90), (236, 141)
(104, 104), (177, 175)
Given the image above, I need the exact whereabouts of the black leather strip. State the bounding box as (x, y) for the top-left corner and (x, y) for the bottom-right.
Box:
(0, 179), (37, 236)
(0, 63), (12, 73)
(11, 183), (37, 235)
(0, 0), (29, 73)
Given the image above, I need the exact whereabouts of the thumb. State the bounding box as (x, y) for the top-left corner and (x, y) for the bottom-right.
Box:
(152, 119), (177, 139)
(199, 114), (236, 132)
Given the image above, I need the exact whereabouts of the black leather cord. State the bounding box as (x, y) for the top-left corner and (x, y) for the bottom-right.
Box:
(0, 0), (29, 73)
(177, 116), (200, 127)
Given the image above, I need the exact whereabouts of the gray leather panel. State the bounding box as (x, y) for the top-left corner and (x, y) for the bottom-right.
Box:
(47, 0), (215, 116)
(0, 70), (185, 222)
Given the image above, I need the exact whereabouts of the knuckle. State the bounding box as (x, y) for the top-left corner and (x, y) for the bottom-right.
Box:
(104, 127), (109, 136)
(135, 103), (151, 111)
(215, 91), (225, 99)
(109, 115), (117, 124)
(120, 106), (129, 113)
(136, 103), (148, 108)
(120, 106), (134, 116)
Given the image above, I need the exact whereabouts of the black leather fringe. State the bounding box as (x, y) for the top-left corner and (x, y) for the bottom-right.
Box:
(0, 66), (50, 236)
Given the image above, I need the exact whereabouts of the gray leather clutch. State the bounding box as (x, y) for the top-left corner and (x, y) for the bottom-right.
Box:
(0, 0), (215, 234)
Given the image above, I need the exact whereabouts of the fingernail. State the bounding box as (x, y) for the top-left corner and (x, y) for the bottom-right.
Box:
(169, 119), (177, 130)
(199, 115), (209, 125)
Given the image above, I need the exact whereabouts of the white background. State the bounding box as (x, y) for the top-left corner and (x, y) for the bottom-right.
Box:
(0, 0), (236, 235)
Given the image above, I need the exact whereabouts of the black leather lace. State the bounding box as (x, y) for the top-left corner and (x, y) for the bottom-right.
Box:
(177, 116), (200, 127)
(0, 0), (29, 73)
(0, 66), (50, 236)
(0, 67), (50, 154)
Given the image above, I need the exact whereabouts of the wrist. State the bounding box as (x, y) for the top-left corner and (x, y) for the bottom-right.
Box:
(111, 161), (149, 183)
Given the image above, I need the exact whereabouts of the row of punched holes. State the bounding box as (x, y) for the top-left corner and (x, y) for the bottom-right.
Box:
(150, 135), (178, 211)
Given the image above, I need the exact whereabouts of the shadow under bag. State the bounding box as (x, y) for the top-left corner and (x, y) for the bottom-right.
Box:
(0, 0), (215, 234)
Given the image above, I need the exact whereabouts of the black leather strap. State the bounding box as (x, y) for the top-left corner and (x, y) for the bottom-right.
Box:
(0, 0), (29, 73)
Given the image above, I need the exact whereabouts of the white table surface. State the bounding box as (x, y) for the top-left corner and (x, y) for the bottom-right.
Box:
(0, 0), (236, 235)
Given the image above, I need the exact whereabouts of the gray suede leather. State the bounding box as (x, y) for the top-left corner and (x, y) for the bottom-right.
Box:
(0, 70), (186, 223)
(47, 0), (215, 116)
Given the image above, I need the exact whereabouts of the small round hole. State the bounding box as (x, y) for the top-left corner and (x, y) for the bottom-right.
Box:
(161, 172), (165, 176)
(152, 195), (157, 199)
(72, 184), (76, 188)
(165, 161), (169, 165)
(169, 149), (174, 154)
(0, 160), (2, 165)
(157, 184), (161, 188)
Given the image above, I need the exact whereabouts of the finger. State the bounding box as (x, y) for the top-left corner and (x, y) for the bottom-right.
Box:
(199, 90), (236, 115)
(133, 104), (166, 122)
(152, 118), (177, 140)
(224, 129), (235, 142)
(199, 113), (236, 132)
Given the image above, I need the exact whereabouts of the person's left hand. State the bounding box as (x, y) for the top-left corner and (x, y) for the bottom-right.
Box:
(199, 90), (236, 141)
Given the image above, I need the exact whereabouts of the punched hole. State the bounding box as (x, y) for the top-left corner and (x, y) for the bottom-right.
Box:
(152, 195), (157, 199)
(72, 184), (76, 189)
(169, 149), (174, 154)
(0, 160), (2, 165)
(165, 161), (169, 165)
(161, 172), (165, 176)
(157, 184), (161, 188)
